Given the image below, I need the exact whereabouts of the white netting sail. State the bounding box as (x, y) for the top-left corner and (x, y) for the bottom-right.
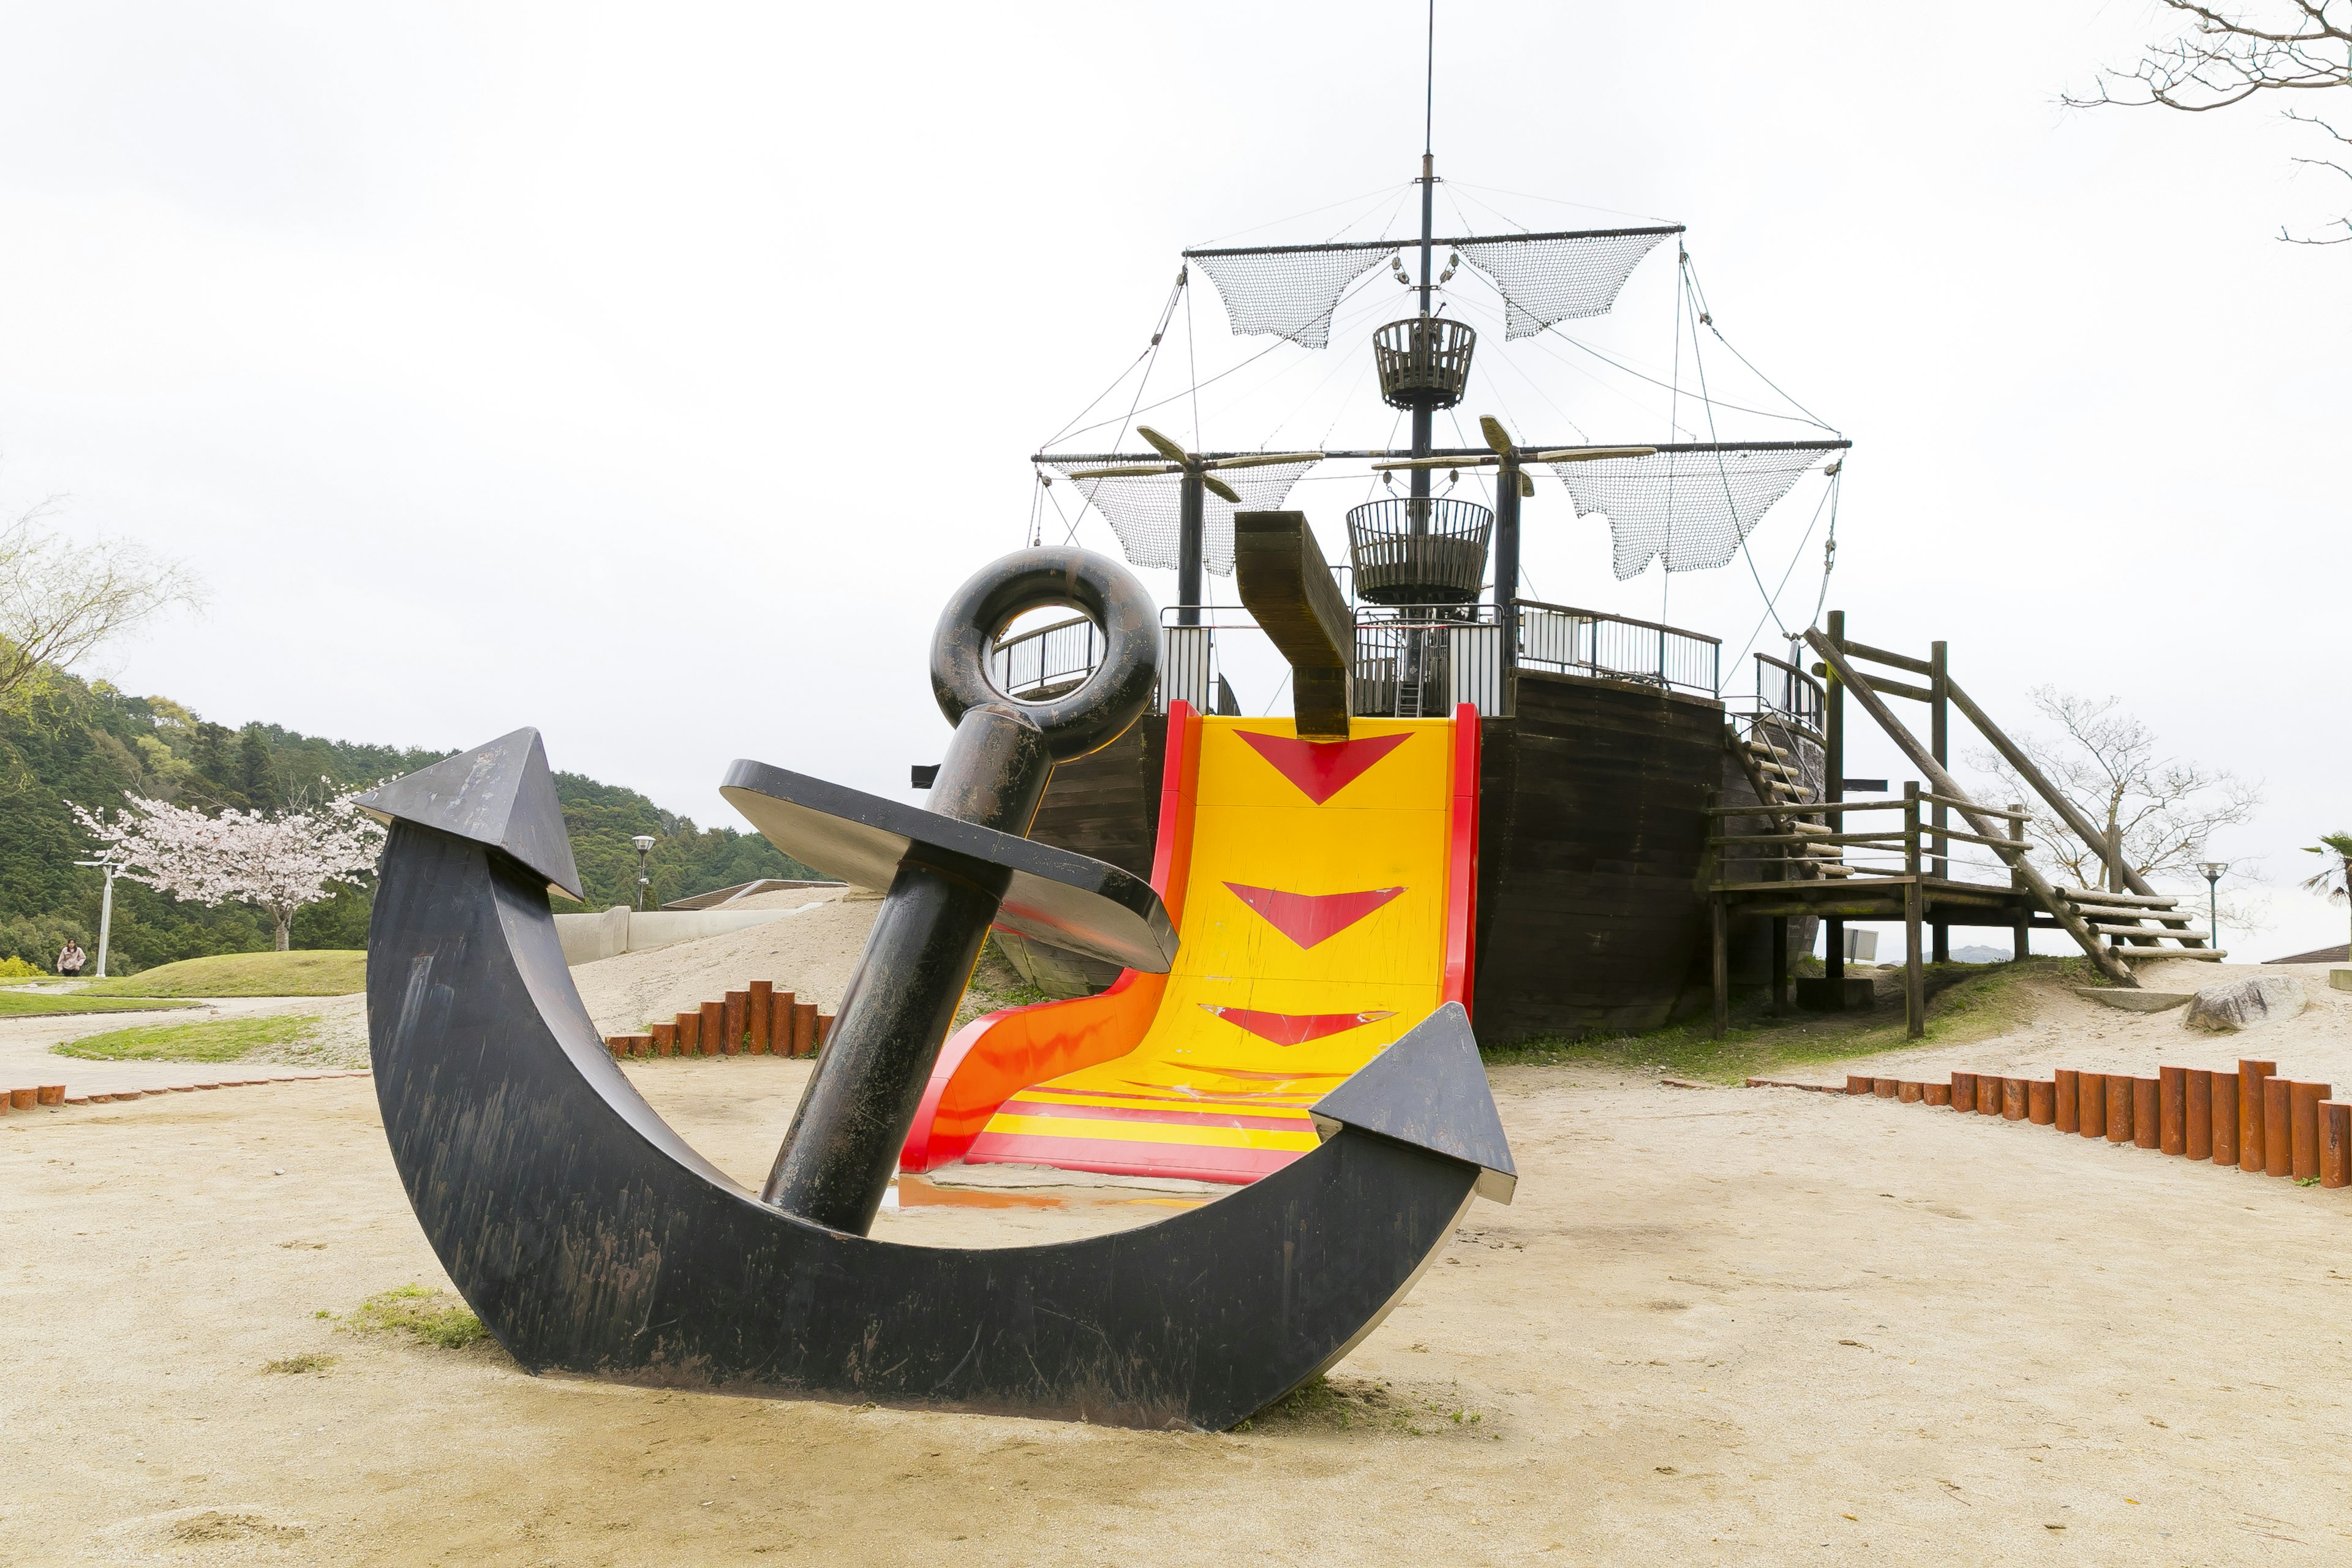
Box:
(1548, 446), (1837, 580)
(1457, 228), (1677, 339)
(1042, 459), (1319, 576)
(1186, 247), (1392, 350)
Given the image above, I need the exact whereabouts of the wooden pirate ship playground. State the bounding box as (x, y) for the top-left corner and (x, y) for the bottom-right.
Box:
(977, 99), (2222, 1049)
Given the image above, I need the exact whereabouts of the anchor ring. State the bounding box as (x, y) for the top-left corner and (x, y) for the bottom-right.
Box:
(929, 546), (1160, 763)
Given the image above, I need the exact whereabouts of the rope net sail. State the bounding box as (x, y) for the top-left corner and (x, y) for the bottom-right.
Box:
(1186, 250), (1392, 350)
(1547, 447), (1834, 580)
(1457, 231), (1675, 339)
(1042, 460), (1319, 576)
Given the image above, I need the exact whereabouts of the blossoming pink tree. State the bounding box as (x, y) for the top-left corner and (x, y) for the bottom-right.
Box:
(70, 785), (387, 951)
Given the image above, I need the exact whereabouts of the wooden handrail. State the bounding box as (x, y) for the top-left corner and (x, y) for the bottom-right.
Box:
(1807, 628), (2135, 987)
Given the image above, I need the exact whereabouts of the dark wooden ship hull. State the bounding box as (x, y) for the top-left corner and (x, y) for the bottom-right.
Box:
(1022, 671), (1787, 1042)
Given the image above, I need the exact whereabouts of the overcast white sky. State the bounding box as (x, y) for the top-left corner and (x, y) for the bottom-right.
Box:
(1, 2), (2343, 956)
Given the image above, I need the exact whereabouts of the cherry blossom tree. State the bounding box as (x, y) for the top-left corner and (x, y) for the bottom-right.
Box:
(70, 783), (386, 951)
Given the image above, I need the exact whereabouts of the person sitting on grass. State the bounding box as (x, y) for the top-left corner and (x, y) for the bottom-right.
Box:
(56, 940), (86, 979)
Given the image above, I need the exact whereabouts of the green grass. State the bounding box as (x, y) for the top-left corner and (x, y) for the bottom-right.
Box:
(0, 992), (199, 1018)
(341, 1285), (490, 1351)
(1485, 957), (2071, 1085)
(78, 949), (364, 998)
(53, 1014), (321, 1062)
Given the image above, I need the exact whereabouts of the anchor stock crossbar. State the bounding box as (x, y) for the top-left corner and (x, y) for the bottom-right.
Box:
(1705, 612), (2223, 1041)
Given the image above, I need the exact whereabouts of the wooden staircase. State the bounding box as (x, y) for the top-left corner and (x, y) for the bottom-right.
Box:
(2052, 888), (2225, 963)
(1730, 717), (1855, 880)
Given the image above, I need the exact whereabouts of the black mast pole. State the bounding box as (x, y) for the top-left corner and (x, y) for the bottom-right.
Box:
(1411, 6), (1436, 523)
(1177, 468), (1204, 627)
(1494, 451), (1520, 678)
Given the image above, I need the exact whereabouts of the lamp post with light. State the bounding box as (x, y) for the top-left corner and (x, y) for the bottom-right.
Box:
(633, 835), (657, 912)
(2197, 859), (2226, 949)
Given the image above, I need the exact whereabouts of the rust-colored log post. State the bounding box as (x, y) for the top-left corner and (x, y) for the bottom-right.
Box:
(1977, 1075), (2001, 1115)
(2211, 1071), (2239, 1167)
(652, 1020), (677, 1057)
(2263, 1077), (2292, 1177)
(2078, 1072), (2106, 1139)
(1849, 1075), (1875, 1096)
(2290, 1082), (2331, 1181)
(791, 1001), (817, 1058)
(699, 1000), (726, 1058)
(722, 991), (748, 1055)
(36, 1085), (64, 1106)
(2158, 1066), (2187, 1155)
(2002, 1077), (2026, 1120)
(1898, 1081), (1924, 1104)
(1925, 1083), (1952, 1107)
(2132, 1077), (2159, 1150)
(1875, 1077), (1900, 1099)
(2106, 1075), (2133, 1145)
(774, 990), (797, 1050)
(1950, 1071), (1975, 1110)
(2056, 1069), (2079, 1134)
(2321, 1102), (2351, 1190)
(2240, 1060), (2277, 1173)
(816, 1011), (835, 1046)
(676, 1010), (701, 1055)
(2027, 1079), (2056, 1125)
(748, 980), (774, 1054)
(605, 1036), (625, 1058)
(2185, 1069), (2213, 1161)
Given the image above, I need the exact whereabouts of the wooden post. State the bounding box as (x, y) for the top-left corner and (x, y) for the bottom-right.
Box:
(2055, 1069), (2079, 1133)
(1823, 610), (1845, 995)
(723, 990), (748, 1055)
(791, 1001), (817, 1058)
(2321, 1102), (2351, 1189)
(2106, 1076), (2134, 1145)
(748, 980), (774, 1054)
(1930, 639), (1949, 963)
(1709, 897), (1729, 1041)
(2264, 1077), (2293, 1176)
(1951, 1071), (1977, 1112)
(2291, 1082), (2330, 1180)
(2158, 1066), (2188, 1155)
(1771, 916), (1789, 1017)
(2133, 1077), (2159, 1150)
(651, 1020), (677, 1057)
(1902, 782), (1924, 1039)
(2008, 805), (2029, 960)
(675, 1010), (701, 1055)
(700, 1000), (726, 1058)
(2027, 1079), (2056, 1125)
(2211, 1071), (2240, 1166)
(2240, 1060), (2276, 1173)
(2078, 1071), (2106, 1139)
(2185, 1069), (2212, 1160)
(2001, 1077), (2026, 1120)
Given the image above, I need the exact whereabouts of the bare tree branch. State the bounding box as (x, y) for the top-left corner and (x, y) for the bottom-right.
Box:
(1968, 688), (2262, 894)
(2067, 1), (2352, 243)
(0, 502), (203, 717)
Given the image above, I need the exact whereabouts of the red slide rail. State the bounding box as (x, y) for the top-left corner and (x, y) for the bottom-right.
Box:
(899, 703), (1204, 1173)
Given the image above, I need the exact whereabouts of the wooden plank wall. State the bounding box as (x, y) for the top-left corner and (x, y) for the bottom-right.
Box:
(1472, 671), (1725, 1042)
(1025, 714), (1165, 884)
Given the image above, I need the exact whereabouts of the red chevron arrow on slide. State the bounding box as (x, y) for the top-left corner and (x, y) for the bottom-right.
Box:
(1198, 1006), (1397, 1045)
(1223, 883), (1405, 948)
(1234, 731), (1411, 804)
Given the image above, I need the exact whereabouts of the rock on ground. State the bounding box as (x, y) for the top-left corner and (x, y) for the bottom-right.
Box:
(2184, 974), (2308, 1032)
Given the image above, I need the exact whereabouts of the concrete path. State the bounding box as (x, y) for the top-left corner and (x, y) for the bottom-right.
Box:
(0, 994), (363, 1100)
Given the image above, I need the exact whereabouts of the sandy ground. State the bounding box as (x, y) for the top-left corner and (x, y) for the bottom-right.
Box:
(6, 962), (2352, 1565)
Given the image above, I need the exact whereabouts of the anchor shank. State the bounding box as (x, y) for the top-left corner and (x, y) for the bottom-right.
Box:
(761, 706), (1052, 1233)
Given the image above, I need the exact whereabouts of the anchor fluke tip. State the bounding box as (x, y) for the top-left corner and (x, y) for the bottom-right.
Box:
(358, 726), (584, 900)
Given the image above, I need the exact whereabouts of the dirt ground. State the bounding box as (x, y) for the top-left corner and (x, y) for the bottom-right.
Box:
(5, 964), (2351, 1565)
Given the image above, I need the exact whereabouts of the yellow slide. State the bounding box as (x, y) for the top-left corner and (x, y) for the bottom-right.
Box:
(901, 704), (1480, 1185)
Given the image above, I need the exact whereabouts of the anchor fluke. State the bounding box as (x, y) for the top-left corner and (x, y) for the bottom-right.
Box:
(1311, 1001), (1518, 1205)
(356, 726), (582, 900)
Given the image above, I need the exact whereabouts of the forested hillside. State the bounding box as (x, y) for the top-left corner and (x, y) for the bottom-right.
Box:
(0, 674), (814, 973)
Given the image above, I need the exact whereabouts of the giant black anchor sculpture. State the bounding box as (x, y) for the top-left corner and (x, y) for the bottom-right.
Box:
(361, 546), (1515, 1430)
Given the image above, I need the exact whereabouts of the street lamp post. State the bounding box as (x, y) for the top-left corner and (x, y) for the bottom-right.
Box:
(632, 835), (656, 913)
(72, 856), (119, 980)
(2196, 860), (2227, 949)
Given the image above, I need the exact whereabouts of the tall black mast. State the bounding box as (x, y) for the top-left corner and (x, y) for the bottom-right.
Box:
(1411, 4), (1436, 513)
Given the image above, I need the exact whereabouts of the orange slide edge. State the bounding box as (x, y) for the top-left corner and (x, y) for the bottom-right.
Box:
(897, 701), (1480, 1176)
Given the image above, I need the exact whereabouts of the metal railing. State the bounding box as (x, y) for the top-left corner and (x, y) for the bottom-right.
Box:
(1513, 599), (1721, 698)
(990, 614), (1102, 703)
(1752, 652), (1824, 740)
(1156, 606), (1506, 718)
(1346, 497), (1492, 605)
